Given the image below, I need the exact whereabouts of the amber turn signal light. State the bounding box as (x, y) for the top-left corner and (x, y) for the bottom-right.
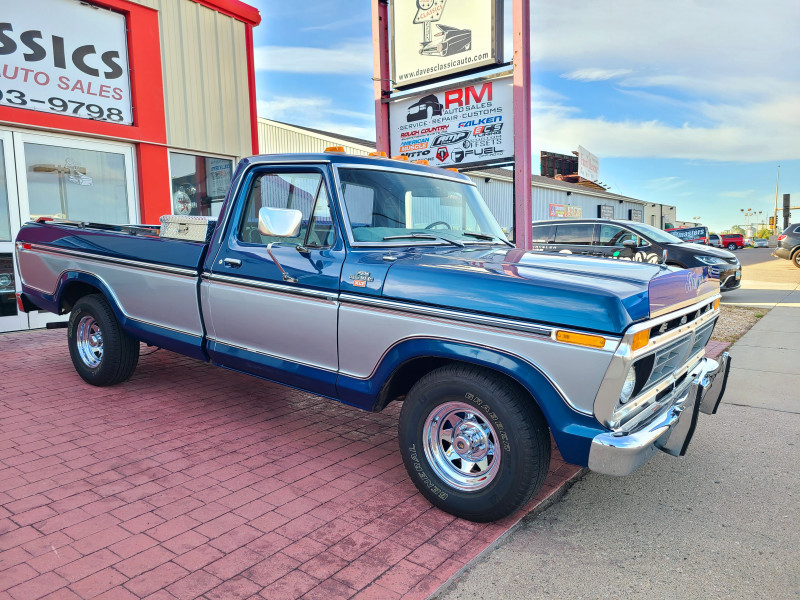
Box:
(631, 329), (650, 351)
(555, 330), (606, 349)
(713, 299), (720, 310)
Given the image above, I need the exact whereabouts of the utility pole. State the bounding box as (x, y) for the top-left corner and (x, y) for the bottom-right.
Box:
(773, 165), (780, 234)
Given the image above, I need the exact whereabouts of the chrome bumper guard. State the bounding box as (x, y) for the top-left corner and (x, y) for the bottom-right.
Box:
(588, 353), (731, 476)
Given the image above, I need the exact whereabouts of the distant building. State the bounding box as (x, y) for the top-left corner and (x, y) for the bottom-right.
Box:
(257, 119), (678, 235)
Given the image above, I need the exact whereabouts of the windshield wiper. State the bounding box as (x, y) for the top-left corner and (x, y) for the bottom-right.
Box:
(461, 232), (514, 247)
(382, 233), (465, 247)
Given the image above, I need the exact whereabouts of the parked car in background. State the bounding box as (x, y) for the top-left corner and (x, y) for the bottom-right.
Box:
(665, 225), (708, 244)
(530, 218), (742, 290)
(774, 224), (800, 268)
(752, 238), (768, 248)
(708, 234), (722, 247)
(720, 233), (745, 251)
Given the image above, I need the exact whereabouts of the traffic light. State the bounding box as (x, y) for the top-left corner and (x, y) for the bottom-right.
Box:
(769, 216), (775, 228)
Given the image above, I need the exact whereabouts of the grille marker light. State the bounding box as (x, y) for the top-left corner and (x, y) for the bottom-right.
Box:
(555, 330), (606, 349)
(714, 299), (720, 310)
(631, 329), (650, 351)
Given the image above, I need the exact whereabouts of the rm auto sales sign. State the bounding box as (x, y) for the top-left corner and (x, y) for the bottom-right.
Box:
(0, 0), (132, 125)
(391, 0), (501, 87)
(389, 76), (513, 168)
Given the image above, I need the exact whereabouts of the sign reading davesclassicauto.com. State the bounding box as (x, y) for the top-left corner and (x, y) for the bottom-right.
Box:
(0, 0), (132, 125)
(391, 0), (501, 88)
(389, 75), (513, 168)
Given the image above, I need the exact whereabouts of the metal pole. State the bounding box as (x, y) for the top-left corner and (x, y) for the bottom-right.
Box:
(773, 164), (780, 234)
(372, 0), (391, 154)
(512, 0), (532, 249)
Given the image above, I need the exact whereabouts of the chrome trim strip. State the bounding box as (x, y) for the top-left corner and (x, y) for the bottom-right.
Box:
(23, 244), (198, 278)
(650, 289), (718, 318)
(204, 273), (338, 302)
(129, 316), (203, 339)
(206, 336), (337, 373)
(340, 293), (554, 338)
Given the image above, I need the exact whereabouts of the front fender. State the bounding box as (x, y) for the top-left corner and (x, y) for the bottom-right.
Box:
(336, 337), (605, 466)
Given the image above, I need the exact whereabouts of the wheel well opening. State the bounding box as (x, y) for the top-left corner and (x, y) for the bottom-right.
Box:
(60, 282), (102, 314)
(373, 356), (541, 417)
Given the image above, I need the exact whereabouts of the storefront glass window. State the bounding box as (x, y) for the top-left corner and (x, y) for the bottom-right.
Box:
(0, 142), (11, 242)
(24, 143), (129, 224)
(170, 152), (234, 218)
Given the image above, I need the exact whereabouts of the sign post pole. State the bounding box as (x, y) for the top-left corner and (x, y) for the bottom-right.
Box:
(512, 0), (532, 249)
(372, 0), (391, 154)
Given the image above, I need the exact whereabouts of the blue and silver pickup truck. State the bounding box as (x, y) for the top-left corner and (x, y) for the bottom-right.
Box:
(14, 153), (731, 522)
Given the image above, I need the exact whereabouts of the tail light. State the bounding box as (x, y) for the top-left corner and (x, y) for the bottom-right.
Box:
(778, 235), (787, 241)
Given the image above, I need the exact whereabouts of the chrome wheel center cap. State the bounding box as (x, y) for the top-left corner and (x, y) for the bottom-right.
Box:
(452, 420), (489, 460)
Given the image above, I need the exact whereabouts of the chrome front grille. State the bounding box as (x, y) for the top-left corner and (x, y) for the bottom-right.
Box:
(690, 321), (715, 356)
(644, 336), (693, 389)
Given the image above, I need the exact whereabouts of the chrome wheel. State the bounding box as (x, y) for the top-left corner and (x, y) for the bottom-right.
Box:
(76, 316), (103, 368)
(423, 401), (500, 492)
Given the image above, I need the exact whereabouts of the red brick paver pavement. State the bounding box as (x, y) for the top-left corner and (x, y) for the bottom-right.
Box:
(0, 330), (581, 599)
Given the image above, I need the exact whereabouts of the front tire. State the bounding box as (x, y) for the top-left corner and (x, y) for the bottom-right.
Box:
(793, 249), (800, 269)
(68, 294), (139, 386)
(399, 365), (550, 522)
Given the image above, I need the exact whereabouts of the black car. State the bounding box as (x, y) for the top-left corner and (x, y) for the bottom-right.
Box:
(530, 219), (742, 290)
(774, 223), (800, 268)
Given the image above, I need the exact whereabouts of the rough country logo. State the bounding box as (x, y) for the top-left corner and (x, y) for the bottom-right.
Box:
(413, 0), (472, 58)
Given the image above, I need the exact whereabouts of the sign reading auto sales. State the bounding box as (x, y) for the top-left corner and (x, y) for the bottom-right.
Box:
(389, 75), (513, 168)
(391, 0), (502, 88)
(0, 0), (132, 125)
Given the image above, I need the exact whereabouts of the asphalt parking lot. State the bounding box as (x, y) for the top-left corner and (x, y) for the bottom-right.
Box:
(0, 329), (580, 600)
(722, 247), (800, 307)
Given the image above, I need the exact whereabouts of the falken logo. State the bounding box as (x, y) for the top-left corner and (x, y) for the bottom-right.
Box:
(432, 131), (470, 146)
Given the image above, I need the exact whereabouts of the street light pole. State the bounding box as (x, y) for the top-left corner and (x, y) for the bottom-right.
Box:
(773, 165), (780, 234)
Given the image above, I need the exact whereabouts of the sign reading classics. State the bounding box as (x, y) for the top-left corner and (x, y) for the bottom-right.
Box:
(0, 0), (132, 125)
(391, 0), (502, 88)
(389, 75), (513, 168)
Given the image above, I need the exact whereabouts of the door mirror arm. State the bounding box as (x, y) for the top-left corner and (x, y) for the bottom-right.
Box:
(266, 242), (298, 283)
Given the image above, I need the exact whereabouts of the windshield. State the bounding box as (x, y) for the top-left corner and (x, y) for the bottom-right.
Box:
(633, 222), (685, 244)
(338, 168), (508, 245)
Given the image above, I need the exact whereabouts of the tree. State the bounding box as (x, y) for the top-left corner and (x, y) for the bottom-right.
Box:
(756, 228), (771, 238)
(731, 225), (745, 234)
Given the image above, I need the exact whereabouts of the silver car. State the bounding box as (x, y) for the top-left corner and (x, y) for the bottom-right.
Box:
(752, 238), (768, 248)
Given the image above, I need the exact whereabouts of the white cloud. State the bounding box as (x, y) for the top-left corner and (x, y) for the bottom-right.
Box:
(525, 0), (800, 163)
(561, 69), (633, 82)
(646, 177), (687, 191)
(720, 190), (757, 198)
(254, 41), (373, 75)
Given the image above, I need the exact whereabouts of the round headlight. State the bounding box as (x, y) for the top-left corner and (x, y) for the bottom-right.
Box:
(620, 367), (637, 404)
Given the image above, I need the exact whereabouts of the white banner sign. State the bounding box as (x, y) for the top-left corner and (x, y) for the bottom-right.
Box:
(578, 145), (599, 182)
(0, 0), (132, 125)
(391, 0), (501, 88)
(390, 76), (513, 168)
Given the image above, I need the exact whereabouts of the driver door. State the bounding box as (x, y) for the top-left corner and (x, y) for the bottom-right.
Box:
(203, 167), (345, 396)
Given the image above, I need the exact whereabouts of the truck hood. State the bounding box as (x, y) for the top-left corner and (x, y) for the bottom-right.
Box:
(380, 247), (713, 334)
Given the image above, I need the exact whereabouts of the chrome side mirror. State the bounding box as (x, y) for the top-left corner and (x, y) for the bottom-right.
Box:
(258, 207), (302, 237)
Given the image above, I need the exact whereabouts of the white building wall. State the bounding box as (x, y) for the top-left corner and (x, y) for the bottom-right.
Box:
(257, 120), (373, 156)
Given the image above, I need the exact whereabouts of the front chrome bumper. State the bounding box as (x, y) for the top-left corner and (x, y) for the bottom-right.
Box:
(588, 352), (731, 476)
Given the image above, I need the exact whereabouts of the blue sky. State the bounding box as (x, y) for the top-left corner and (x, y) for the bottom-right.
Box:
(249, 0), (799, 233)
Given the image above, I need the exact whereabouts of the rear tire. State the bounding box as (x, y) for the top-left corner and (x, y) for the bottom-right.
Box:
(399, 365), (550, 522)
(727, 243), (737, 251)
(792, 249), (800, 269)
(68, 294), (139, 386)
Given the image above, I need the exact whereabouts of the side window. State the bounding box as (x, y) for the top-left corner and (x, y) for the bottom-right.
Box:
(598, 225), (639, 246)
(554, 224), (594, 245)
(238, 172), (333, 247)
(531, 225), (551, 243)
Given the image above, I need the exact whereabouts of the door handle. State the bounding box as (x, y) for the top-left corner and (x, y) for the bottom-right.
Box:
(222, 258), (242, 268)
